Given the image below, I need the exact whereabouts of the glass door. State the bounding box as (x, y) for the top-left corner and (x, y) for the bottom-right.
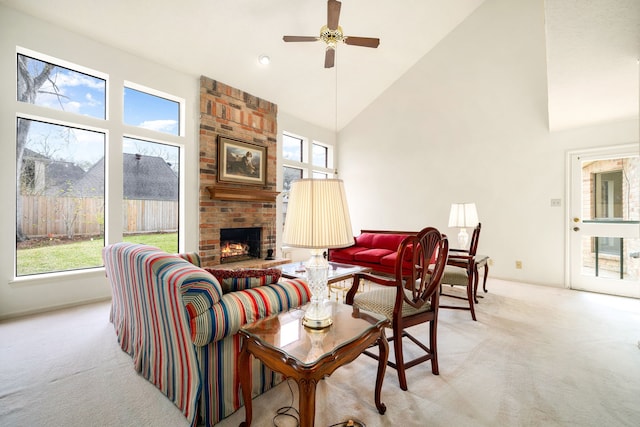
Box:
(568, 145), (640, 298)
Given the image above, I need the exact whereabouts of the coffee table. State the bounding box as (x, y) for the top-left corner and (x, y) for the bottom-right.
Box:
(277, 261), (372, 301)
(238, 301), (390, 427)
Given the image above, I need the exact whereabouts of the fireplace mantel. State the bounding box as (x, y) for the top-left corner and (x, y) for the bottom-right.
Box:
(206, 185), (279, 202)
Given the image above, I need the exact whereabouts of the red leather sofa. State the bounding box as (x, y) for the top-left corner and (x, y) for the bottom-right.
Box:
(328, 230), (416, 275)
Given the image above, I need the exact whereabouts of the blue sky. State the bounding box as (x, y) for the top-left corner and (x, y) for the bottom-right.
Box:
(22, 55), (179, 169)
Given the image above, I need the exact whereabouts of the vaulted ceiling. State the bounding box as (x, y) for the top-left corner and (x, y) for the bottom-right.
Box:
(2, 0), (637, 132)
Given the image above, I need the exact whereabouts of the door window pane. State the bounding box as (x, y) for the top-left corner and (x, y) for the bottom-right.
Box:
(124, 87), (180, 135)
(16, 118), (105, 276)
(581, 236), (640, 281)
(122, 138), (179, 253)
(17, 54), (106, 119)
(583, 158), (639, 221)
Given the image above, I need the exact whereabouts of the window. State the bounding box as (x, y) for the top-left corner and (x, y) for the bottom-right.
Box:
(124, 86), (180, 136)
(16, 119), (105, 275)
(593, 170), (623, 256)
(312, 143), (328, 168)
(17, 53), (106, 119)
(122, 138), (179, 253)
(594, 171), (623, 220)
(15, 49), (184, 277)
(281, 131), (334, 226)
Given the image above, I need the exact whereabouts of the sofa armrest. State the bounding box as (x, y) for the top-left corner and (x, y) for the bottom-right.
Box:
(175, 251), (201, 267)
(189, 277), (311, 346)
(180, 270), (225, 319)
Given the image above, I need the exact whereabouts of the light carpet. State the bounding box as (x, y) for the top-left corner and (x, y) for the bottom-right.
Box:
(1, 279), (639, 426)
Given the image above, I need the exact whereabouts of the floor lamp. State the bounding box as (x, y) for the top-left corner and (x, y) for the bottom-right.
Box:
(282, 179), (354, 329)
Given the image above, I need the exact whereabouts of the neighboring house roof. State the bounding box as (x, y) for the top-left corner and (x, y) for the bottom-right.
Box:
(22, 148), (86, 191)
(122, 153), (178, 200)
(39, 152), (178, 200)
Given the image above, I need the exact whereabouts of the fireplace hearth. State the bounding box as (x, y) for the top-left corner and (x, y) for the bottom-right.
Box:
(220, 227), (261, 263)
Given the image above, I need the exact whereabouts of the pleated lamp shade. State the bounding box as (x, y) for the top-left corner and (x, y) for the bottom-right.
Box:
(282, 179), (354, 249)
(448, 203), (479, 228)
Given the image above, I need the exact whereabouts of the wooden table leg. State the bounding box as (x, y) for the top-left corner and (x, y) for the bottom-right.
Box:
(238, 340), (252, 427)
(297, 378), (318, 427)
(374, 329), (388, 415)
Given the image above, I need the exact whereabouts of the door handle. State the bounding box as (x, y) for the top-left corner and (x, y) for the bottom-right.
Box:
(573, 227), (580, 232)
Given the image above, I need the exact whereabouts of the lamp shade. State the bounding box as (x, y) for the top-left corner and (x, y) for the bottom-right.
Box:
(282, 179), (354, 249)
(448, 203), (479, 228)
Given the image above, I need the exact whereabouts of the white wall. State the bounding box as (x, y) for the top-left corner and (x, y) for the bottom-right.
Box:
(0, 6), (200, 318)
(338, 0), (639, 287)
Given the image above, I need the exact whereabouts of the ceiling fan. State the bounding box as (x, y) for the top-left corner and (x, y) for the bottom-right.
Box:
(283, 0), (380, 68)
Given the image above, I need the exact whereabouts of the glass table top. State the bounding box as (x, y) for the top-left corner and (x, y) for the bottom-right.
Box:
(240, 302), (386, 367)
(278, 261), (371, 283)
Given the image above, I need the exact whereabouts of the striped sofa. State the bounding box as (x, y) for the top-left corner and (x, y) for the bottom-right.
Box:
(103, 242), (311, 426)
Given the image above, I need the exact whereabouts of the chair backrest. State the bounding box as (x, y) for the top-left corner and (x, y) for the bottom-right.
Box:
(468, 223), (482, 256)
(394, 227), (449, 311)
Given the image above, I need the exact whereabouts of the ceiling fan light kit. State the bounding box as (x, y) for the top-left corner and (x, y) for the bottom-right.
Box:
(282, 0), (380, 68)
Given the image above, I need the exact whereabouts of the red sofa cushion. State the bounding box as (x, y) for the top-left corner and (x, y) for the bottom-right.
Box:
(354, 248), (395, 264)
(381, 252), (415, 270)
(354, 233), (376, 248)
(330, 246), (367, 262)
(371, 233), (409, 251)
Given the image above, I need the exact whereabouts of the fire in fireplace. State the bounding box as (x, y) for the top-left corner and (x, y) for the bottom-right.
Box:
(220, 227), (261, 263)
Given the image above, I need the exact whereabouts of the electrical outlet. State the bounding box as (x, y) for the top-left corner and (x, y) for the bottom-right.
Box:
(515, 260), (522, 269)
(550, 198), (561, 207)
(488, 258), (494, 266)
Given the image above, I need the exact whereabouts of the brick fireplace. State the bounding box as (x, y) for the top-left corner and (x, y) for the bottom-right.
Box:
(199, 76), (279, 267)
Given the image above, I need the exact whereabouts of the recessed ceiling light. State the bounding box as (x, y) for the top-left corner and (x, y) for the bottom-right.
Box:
(258, 55), (271, 65)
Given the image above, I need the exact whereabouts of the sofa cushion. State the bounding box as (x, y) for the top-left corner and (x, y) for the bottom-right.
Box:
(205, 268), (281, 293)
(330, 246), (368, 262)
(371, 233), (409, 251)
(354, 233), (376, 248)
(354, 248), (395, 264)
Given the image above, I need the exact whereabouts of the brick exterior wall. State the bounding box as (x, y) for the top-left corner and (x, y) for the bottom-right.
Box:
(199, 76), (278, 267)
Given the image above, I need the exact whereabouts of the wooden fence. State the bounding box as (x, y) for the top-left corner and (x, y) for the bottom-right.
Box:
(20, 195), (178, 238)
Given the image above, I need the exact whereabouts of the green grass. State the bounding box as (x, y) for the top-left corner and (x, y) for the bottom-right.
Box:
(16, 233), (178, 276)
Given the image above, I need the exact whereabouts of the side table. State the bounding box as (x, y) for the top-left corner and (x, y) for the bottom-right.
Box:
(238, 301), (389, 427)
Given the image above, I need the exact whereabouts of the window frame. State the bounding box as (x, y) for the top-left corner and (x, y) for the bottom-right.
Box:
(13, 47), (186, 280)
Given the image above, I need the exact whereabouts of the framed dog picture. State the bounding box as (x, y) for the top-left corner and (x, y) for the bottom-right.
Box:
(217, 136), (267, 186)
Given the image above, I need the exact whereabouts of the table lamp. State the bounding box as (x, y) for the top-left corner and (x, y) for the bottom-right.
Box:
(282, 179), (354, 329)
(448, 202), (479, 249)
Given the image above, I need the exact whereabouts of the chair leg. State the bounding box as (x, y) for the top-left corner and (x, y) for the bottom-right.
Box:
(430, 319), (439, 375)
(392, 322), (408, 391)
(467, 278), (477, 321)
(473, 265), (480, 304)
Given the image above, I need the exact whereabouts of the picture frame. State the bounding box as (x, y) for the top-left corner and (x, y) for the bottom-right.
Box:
(217, 136), (267, 186)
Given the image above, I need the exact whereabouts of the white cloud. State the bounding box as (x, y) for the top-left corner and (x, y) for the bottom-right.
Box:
(138, 119), (178, 133)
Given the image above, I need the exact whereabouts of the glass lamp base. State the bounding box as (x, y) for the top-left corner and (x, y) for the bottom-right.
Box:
(303, 249), (332, 329)
(302, 313), (333, 329)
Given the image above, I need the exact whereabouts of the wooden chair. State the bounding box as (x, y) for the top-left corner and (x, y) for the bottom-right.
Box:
(439, 223), (482, 320)
(345, 227), (449, 391)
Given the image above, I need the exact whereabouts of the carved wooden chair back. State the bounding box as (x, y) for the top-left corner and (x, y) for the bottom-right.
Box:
(440, 223), (482, 320)
(346, 226), (449, 390)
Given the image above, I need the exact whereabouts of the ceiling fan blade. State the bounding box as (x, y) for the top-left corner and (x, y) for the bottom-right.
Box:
(344, 36), (380, 48)
(283, 36), (319, 42)
(327, 0), (342, 30)
(324, 48), (336, 68)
